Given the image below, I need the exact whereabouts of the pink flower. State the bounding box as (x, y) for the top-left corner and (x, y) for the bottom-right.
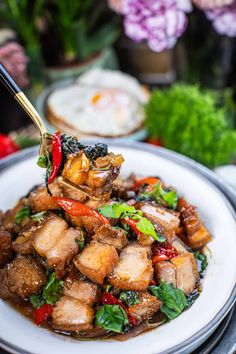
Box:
(0, 42), (29, 87)
(118, 0), (192, 52)
(205, 0), (236, 36)
(193, 0), (234, 9)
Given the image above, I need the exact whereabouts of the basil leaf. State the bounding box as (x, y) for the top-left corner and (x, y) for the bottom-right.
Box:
(136, 217), (159, 241)
(149, 282), (188, 320)
(194, 251), (208, 277)
(95, 304), (129, 333)
(37, 155), (48, 168)
(161, 189), (178, 210)
(31, 211), (46, 223)
(142, 182), (178, 210)
(15, 205), (32, 224)
(43, 272), (64, 305)
(30, 293), (44, 309)
(104, 284), (113, 293)
(119, 291), (140, 306)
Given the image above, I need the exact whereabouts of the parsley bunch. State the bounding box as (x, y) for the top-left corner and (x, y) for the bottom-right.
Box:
(145, 84), (236, 168)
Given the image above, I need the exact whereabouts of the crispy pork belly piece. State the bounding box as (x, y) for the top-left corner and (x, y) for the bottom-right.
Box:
(46, 227), (80, 272)
(108, 243), (153, 291)
(29, 182), (62, 212)
(128, 292), (162, 321)
(66, 214), (103, 234)
(171, 253), (199, 294)
(92, 224), (128, 251)
(74, 241), (118, 285)
(155, 261), (176, 287)
(178, 198), (201, 236)
(141, 204), (180, 242)
(33, 214), (68, 257)
(187, 225), (212, 250)
(64, 279), (99, 305)
(52, 295), (94, 332)
(172, 238), (188, 254)
(0, 255), (46, 300)
(12, 221), (39, 254)
(0, 229), (13, 266)
(2, 198), (28, 233)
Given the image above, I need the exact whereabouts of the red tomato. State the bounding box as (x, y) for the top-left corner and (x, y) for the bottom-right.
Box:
(33, 304), (53, 326)
(0, 134), (19, 158)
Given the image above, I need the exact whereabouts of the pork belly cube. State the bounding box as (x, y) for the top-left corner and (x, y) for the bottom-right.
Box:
(0, 229), (12, 266)
(33, 215), (68, 257)
(74, 241), (118, 284)
(141, 204), (180, 242)
(46, 227), (80, 272)
(108, 243), (153, 291)
(0, 255), (46, 300)
(172, 238), (188, 254)
(178, 198), (201, 236)
(171, 253), (199, 294)
(66, 214), (103, 234)
(92, 224), (128, 251)
(128, 292), (162, 321)
(155, 261), (176, 287)
(64, 279), (99, 305)
(12, 221), (40, 255)
(187, 225), (212, 250)
(29, 182), (62, 212)
(52, 295), (94, 332)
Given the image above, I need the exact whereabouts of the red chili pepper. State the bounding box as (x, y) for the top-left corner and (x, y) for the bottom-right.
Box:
(146, 138), (164, 147)
(33, 304), (53, 326)
(133, 177), (160, 191)
(120, 218), (143, 238)
(48, 132), (63, 184)
(149, 279), (156, 286)
(0, 134), (20, 159)
(54, 197), (109, 225)
(151, 242), (178, 264)
(100, 292), (138, 326)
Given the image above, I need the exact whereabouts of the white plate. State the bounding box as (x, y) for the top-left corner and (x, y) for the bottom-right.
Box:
(0, 143), (235, 354)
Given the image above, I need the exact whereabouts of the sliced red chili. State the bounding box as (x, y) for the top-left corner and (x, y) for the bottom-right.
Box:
(48, 131), (62, 184)
(151, 242), (178, 264)
(149, 279), (157, 286)
(133, 177), (160, 191)
(0, 134), (19, 158)
(120, 218), (143, 238)
(33, 304), (53, 326)
(54, 197), (109, 225)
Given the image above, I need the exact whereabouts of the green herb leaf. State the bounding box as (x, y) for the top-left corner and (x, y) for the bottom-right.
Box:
(42, 272), (64, 305)
(194, 251), (208, 277)
(99, 203), (164, 242)
(15, 205), (32, 224)
(30, 293), (44, 309)
(149, 282), (188, 320)
(95, 305), (129, 333)
(119, 291), (140, 306)
(104, 284), (113, 293)
(37, 155), (48, 168)
(142, 182), (178, 210)
(31, 211), (47, 223)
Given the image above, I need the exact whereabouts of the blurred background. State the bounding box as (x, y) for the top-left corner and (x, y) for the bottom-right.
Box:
(0, 0), (236, 186)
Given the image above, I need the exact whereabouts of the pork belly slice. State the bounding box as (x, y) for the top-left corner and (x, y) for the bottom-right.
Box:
(92, 224), (128, 251)
(66, 214), (103, 235)
(128, 292), (162, 321)
(155, 261), (176, 287)
(52, 295), (94, 332)
(172, 237), (188, 254)
(141, 204), (180, 242)
(46, 228), (80, 272)
(33, 215), (68, 257)
(0, 255), (46, 300)
(0, 229), (13, 266)
(108, 243), (153, 291)
(12, 221), (40, 254)
(178, 198), (201, 235)
(74, 241), (118, 285)
(187, 225), (212, 250)
(171, 253), (199, 294)
(64, 279), (99, 305)
(29, 181), (62, 212)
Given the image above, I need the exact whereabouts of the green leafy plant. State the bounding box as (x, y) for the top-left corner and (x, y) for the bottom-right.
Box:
(95, 304), (129, 333)
(194, 251), (208, 278)
(15, 205), (32, 224)
(30, 272), (64, 308)
(149, 282), (188, 320)
(145, 84), (236, 168)
(119, 291), (140, 306)
(47, 0), (119, 63)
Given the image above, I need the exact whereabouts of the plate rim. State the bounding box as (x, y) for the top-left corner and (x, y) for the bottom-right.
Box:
(0, 142), (235, 354)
